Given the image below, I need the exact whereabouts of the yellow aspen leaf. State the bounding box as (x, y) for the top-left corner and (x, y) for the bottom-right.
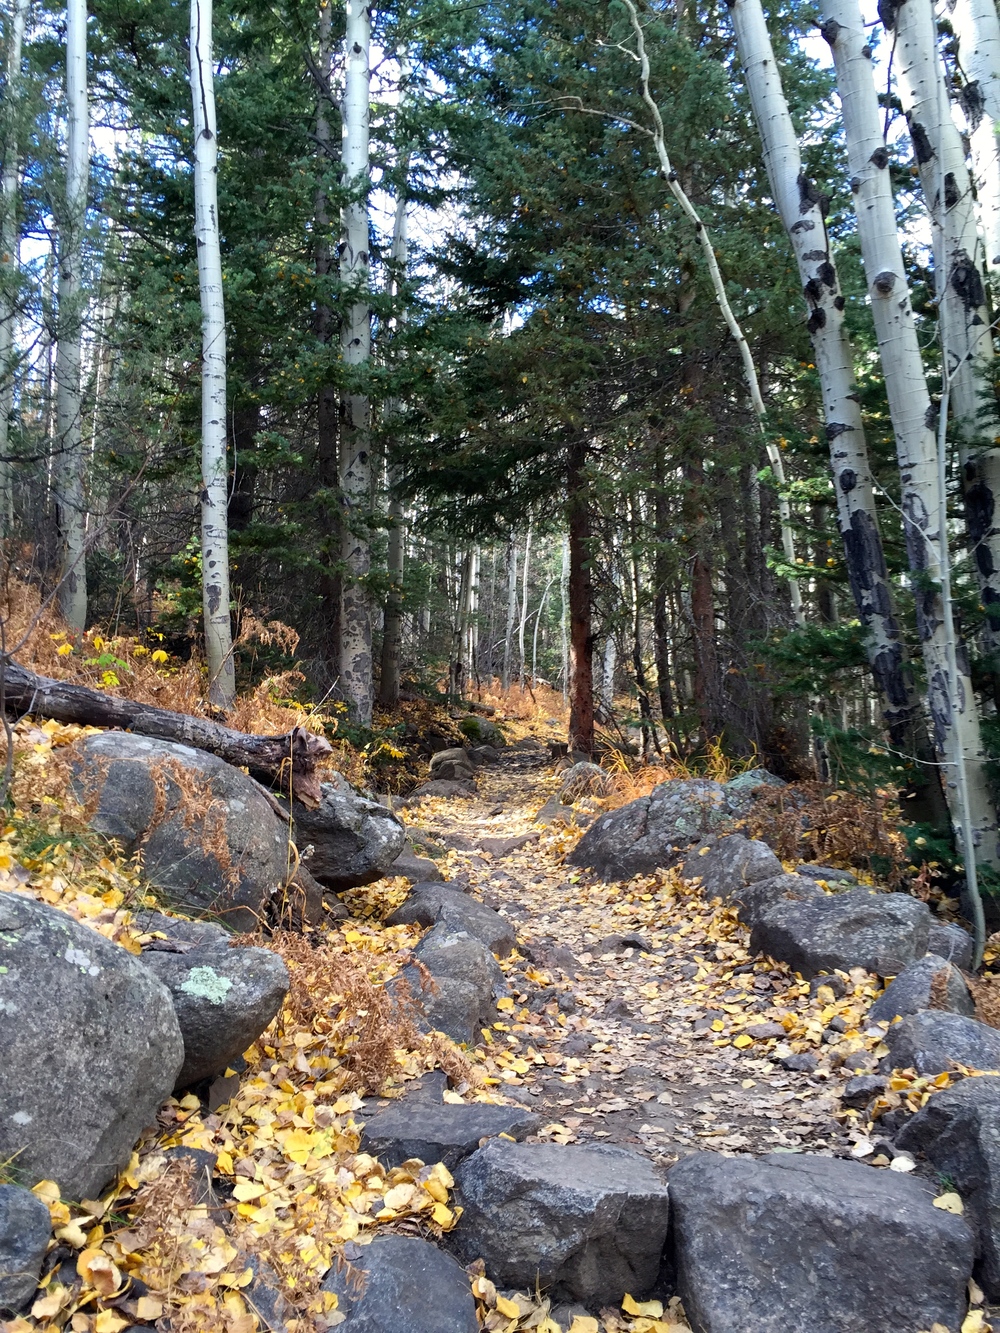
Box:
(94, 1311), (129, 1333)
(77, 1248), (122, 1297)
(232, 1180), (267, 1202)
(962, 1311), (987, 1333)
(732, 1035), (753, 1049)
(623, 1294), (664, 1317)
(55, 1220), (90, 1248)
(496, 997), (515, 1011)
(31, 1179), (61, 1207)
(933, 1192), (965, 1215)
(710, 1019), (724, 1032)
(423, 1177), (449, 1204)
(383, 1183), (417, 1210)
(495, 1296), (521, 1318)
(568, 1319), (600, 1333)
(431, 1201), (455, 1228)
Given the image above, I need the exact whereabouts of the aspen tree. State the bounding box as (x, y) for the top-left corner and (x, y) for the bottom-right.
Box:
(54, 0), (88, 631)
(946, 0), (1000, 274)
(823, 0), (999, 899)
(0, 0), (28, 535)
(501, 537), (517, 690)
(190, 0), (235, 707)
(339, 0), (373, 725)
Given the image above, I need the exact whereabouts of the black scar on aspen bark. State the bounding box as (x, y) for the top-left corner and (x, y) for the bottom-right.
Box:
(819, 261), (837, 288)
(835, 295), (846, 310)
(802, 250), (827, 261)
(925, 402), (938, 430)
(820, 17), (841, 43)
(961, 80), (985, 133)
(873, 271), (896, 294)
(839, 468), (858, 491)
(908, 120), (935, 165)
(826, 422), (852, 440)
(950, 250), (985, 310)
(944, 173), (959, 209)
(850, 176), (863, 194)
(963, 465), (996, 576)
(790, 219), (815, 233)
(869, 145), (889, 170)
(843, 510), (894, 626)
(877, 0), (900, 30)
(873, 644), (911, 711)
(798, 172), (829, 216)
(808, 308), (827, 332)
(804, 277), (822, 303)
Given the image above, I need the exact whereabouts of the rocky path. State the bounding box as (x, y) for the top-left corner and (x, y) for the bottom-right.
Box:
(399, 742), (863, 1168)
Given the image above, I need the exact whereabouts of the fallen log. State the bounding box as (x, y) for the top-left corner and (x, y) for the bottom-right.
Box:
(1, 659), (333, 805)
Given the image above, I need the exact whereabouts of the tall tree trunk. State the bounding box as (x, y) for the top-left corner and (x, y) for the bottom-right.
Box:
(518, 520), (532, 690)
(54, 0), (88, 632)
(0, 0), (27, 537)
(567, 442), (594, 754)
(560, 533), (569, 701)
(825, 0), (998, 874)
(338, 0), (372, 725)
(464, 546), (480, 691)
(731, 0), (945, 820)
(630, 496), (659, 756)
(313, 0), (340, 669)
(653, 438), (678, 743)
(948, 0), (1000, 273)
(891, 0), (1000, 663)
(190, 0), (235, 708)
(501, 536), (517, 690)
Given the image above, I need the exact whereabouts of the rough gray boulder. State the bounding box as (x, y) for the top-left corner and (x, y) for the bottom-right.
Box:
(408, 779), (476, 800)
(929, 921), (975, 970)
(392, 925), (506, 1045)
(559, 762), (612, 802)
(140, 937), (289, 1088)
(734, 872), (824, 929)
(429, 748), (477, 782)
(869, 954), (974, 1025)
(385, 838), (439, 884)
(448, 1139), (670, 1306)
(385, 884), (516, 957)
(881, 1011), (1000, 1075)
(722, 768), (786, 815)
(0, 1185), (51, 1314)
(796, 863), (857, 885)
(71, 732), (290, 929)
(668, 1150), (973, 1333)
(459, 716), (505, 748)
(751, 888), (931, 978)
(0, 894), (183, 1199)
(361, 1100), (540, 1170)
(321, 1236), (478, 1332)
(681, 835), (782, 900)
(567, 779), (729, 880)
(292, 782), (405, 890)
(897, 1075), (1000, 1299)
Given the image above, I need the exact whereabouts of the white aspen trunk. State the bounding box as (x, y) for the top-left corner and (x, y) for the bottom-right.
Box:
(823, 0), (1000, 870)
(729, 0), (932, 764)
(0, 0), (28, 536)
(621, 0), (802, 623)
(891, 0), (1000, 646)
(518, 521), (532, 689)
(600, 637), (616, 716)
(53, 0), (88, 631)
(464, 547), (480, 688)
(946, 0), (1000, 273)
(339, 0), (372, 725)
(190, 0), (235, 708)
(501, 537), (517, 689)
(560, 532), (570, 701)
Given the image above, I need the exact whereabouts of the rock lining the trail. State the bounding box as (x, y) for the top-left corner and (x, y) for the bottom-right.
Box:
(881, 1010), (1000, 1076)
(360, 1099), (540, 1169)
(868, 953), (974, 1025)
(0, 1185), (52, 1314)
(321, 1235), (479, 1332)
(385, 882), (516, 957)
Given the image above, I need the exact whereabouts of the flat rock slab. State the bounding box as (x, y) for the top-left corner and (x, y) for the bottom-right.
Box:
(868, 954), (974, 1025)
(751, 888), (930, 978)
(681, 835), (781, 900)
(882, 1011), (1000, 1075)
(478, 832), (540, 857)
(0, 1184), (51, 1314)
(321, 1235), (477, 1332)
(360, 1100), (541, 1170)
(898, 1075), (1000, 1299)
(386, 884), (516, 957)
(668, 1150), (973, 1333)
(448, 1139), (670, 1306)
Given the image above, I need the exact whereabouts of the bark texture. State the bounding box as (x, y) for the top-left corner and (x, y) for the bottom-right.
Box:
(947, 0), (1000, 273)
(567, 445), (594, 754)
(0, 0), (27, 536)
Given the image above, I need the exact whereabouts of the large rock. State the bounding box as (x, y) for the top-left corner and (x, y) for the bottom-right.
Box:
(140, 936), (289, 1088)
(448, 1140), (670, 1306)
(681, 835), (782, 900)
(385, 838), (439, 884)
(881, 1011), (1000, 1075)
(429, 748), (477, 782)
(408, 779), (476, 801)
(869, 954), (974, 1025)
(734, 872), (823, 929)
(0, 894), (183, 1199)
(321, 1235), (477, 1332)
(0, 1185), (51, 1314)
(559, 762), (612, 802)
(668, 1150), (973, 1333)
(386, 884), (516, 957)
(722, 768), (787, 815)
(459, 716), (505, 748)
(361, 1100), (540, 1170)
(750, 888), (931, 978)
(567, 779), (729, 880)
(292, 782), (405, 890)
(929, 921), (975, 970)
(72, 732), (290, 929)
(393, 925), (506, 1045)
(898, 1076), (1000, 1299)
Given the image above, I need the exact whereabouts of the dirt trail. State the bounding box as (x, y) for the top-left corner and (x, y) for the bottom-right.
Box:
(401, 743), (861, 1166)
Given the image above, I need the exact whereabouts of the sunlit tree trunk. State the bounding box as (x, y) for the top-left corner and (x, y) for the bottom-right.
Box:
(947, 0), (1000, 274)
(824, 0), (999, 874)
(730, 0), (946, 822)
(501, 536), (517, 689)
(0, 0), (28, 537)
(891, 0), (1000, 660)
(54, 0), (88, 631)
(517, 520), (532, 690)
(339, 0), (372, 724)
(190, 0), (235, 707)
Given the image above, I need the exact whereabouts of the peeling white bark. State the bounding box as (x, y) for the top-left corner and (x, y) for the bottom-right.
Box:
(0, 0), (28, 536)
(824, 0), (1000, 867)
(191, 0), (235, 707)
(945, 0), (1000, 273)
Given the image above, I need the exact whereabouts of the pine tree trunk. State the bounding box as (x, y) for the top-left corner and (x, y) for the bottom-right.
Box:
(948, 0), (1000, 273)
(501, 536), (517, 690)
(0, 0), (27, 537)
(190, 0), (235, 708)
(824, 0), (998, 863)
(891, 0), (1000, 655)
(54, 0), (88, 632)
(730, 0), (944, 815)
(338, 0), (372, 725)
(567, 443), (594, 753)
